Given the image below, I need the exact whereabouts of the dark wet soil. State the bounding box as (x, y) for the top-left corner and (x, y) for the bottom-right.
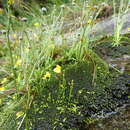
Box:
(85, 104), (130, 130)
(78, 73), (130, 130)
(94, 41), (130, 73)
(84, 39), (130, 130)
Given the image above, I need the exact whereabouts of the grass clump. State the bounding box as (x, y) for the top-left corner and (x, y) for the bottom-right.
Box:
(0, 41), (109, 129)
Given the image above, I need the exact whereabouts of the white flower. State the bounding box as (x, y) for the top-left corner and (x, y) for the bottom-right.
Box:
(41, 7), (47, 12)
(60, 5), (65, 8)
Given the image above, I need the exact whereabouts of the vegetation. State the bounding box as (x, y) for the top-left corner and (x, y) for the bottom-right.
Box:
(0, 0), (130, 129)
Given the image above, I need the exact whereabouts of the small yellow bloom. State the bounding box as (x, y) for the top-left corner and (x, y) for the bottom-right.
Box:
(15, 59), (22, 67)
(43, 72), (51, 79)
(53, 65), (61, 73)
(16, 111), (24, 119)
(87, 19), (93, 25)
(60, 84), (65, 88)
(34, 23), (40, 27)
(1, 78), (8, 84)
(0, 87), (5, 91)
(8, 0), (14, 5)
(12, 95), (16, 100)
(128, 28), (130, 31)
(13, 33), (17, 39)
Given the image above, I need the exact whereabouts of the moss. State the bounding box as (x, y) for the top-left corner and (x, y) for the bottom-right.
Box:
(26, 52), (113, 129)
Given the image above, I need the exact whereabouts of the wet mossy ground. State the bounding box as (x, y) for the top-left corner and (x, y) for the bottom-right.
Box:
(85, 104), (130, 130)
(93, 35), (130, 58)
(24, 53), (130, 130)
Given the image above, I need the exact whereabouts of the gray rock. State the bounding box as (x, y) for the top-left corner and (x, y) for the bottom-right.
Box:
(89, 12), (130, 40)
(57, 12), (130, 45)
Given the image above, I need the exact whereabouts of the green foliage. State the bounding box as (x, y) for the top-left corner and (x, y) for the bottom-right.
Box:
(26, 58), (109, 129)
(0, 0), (129, 129)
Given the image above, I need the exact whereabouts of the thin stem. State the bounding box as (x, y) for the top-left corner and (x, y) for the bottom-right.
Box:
(6, 5), (17, 91)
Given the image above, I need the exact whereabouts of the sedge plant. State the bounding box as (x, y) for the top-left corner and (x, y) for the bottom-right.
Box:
(112, 0), (129, 46)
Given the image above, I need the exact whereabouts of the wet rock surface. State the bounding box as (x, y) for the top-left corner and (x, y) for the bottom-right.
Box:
(85, 104), (130, 130)
(89, 12), (130, 40)
(77, 73), (130, 129)
(88, 35), (130, 130)
(94, 41), (130, 73)
(62, 11), (130, 44)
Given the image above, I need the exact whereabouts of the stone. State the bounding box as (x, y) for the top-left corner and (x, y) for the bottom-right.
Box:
(89, 12), (130, 40)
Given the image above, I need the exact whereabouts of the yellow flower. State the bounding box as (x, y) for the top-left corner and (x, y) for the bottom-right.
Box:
(34, 23), (40, 27)
(1, 78), (8, 84)
(13, 33), (17, 39)
(12, 95), (16, 100)
(8, 0), (14, 5)
(53, 65), (61, 73)
(0, 87), (5, 91)
(16, 111), (24, 119)
(43, 72), (51, 79)
(60, 84), (65, 88)
(128, 28), (130, 31)
(87, 19), (93, 25)
(15, 59), (22, 67)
